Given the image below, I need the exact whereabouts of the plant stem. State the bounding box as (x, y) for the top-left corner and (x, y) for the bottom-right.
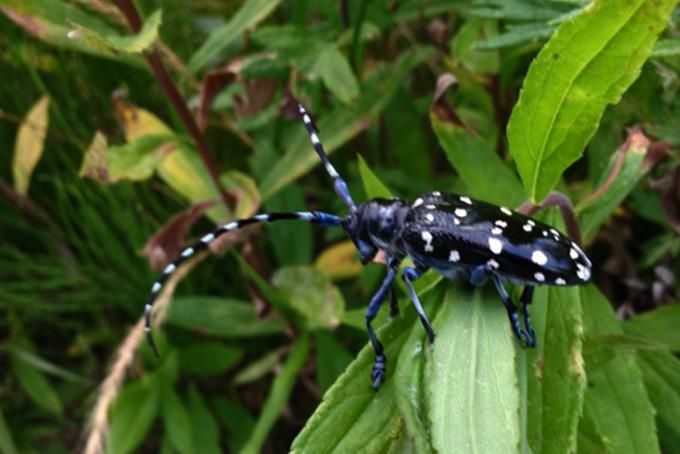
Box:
(115, 0), (235, 210)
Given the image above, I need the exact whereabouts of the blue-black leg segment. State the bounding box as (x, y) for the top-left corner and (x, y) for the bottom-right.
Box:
(520, 286), (536, 347)
(401, 266), (435, 343)
(365, 265), (398, 389)
(389, 287), (399, 317)
(491, 274), (529, 346)
(469, 264), (489, 286)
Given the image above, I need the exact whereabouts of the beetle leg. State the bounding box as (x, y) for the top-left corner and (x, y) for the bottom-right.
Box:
(491, 274), (530, 346)
(365, 265), (398, 389)
(401, 265), (435, 343)
(520, 285), (536, 347)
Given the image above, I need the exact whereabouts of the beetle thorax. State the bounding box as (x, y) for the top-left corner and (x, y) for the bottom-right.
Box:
(363, 198), (408, 252)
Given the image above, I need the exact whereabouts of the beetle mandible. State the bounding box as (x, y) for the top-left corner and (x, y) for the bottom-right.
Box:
(143, 103), (592, 389)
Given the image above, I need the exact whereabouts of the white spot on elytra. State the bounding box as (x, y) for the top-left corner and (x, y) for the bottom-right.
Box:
(413, 198), (424, 207)
(164, 263), (176, 274)
(534, 272), (545, 282)
(422, 231), (434, 252)
(555, 278), (566, 285)
(531, 250), (548, 266)
(181, 248), (194, 257)
(425, 213), (434, 222)
(201, 233), (215, 243)
(488, 237), (503, 254)
(460, 196), (472, 205)
(152, 282), (161, 293)
(528, 220), (536, 226)
(523, 223), (533, 232)
(432, 191), (441, 197)
(542, 230), (549, 237)
(454, 208), (467, 217)
(570, 248), (579, 260)
(491, 227), (503, 235)
(495, 220), (508, 228)
(487, 259), (499, 269)
(501, 207), (512, 216)
(426, 204), (436, 210)
(454, 217), (461, 225)
(550, 228), (560, 237)
(576, 263), (591, 281)
(448, 250), (460, 262)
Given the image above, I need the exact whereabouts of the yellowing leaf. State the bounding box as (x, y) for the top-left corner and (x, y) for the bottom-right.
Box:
(314, 240), (362, 279)
(79, 131), (109, 181)
(12, 95), (49, 195)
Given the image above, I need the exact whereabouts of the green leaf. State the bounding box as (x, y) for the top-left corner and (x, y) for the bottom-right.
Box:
(430, 112), (525, 206)
(266, 183), (312, 266)
(187, 0), (282, 74)
(6, 344), (88, 384)
(576, 130), (651, 241)
(9, 349), (62, 416)
(425, 286), (520, 452)
(162, 386), (194, 454)
(166, 296), (285, 337)
(233, 348), (282, 385)
(12, 95), (49, 195)
(506, 0), (675, 202)
(71, 10), (161, 55)
(0, 403), (18, 454)
(579, 284), (659, 454)
(260, 46), (434, 201)
(272, 266), (345, 330)
(633, 349), (680, 450)
(0, 0), (142, 64)
(241, 335), (309, 454)
(314, 45), (360, 104)
(624, 304), (680, 351)
(357, 154), (392, 198)
(107, 377), (160, 454)
(651, 38), (680, 58)
(523, 210), (586, 453)
(291, 304), (416, 452)
(105, 134), (177, 182)
(187, 387), (221, 454)
(177, 342), (242, 376)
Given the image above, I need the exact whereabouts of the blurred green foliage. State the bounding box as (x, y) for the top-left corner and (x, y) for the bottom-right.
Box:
(1, 0), (680, 453)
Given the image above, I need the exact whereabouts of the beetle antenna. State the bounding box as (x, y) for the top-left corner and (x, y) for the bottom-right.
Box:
(297, 104), (356, 211)
(144, 211), (341, 356)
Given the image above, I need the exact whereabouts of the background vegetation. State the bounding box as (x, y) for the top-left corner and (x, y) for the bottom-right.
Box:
(1, 0), (680, 453)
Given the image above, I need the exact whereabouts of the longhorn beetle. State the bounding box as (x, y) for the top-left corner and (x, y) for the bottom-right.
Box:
(144, 103), (592, 389)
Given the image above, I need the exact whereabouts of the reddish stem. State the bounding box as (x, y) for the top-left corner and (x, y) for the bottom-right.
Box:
(115, 0), (235, 210)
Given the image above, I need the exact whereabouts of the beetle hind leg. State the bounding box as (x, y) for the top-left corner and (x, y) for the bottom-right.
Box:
(520, 285), (536, 347)
(401, 265), (435, 343)
(365, 266), (398, 389)
(491, 275), (534, 347)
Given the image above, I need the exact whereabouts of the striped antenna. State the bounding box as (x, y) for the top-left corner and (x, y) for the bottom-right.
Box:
(297, 104), (356, 211)
(144, 211), (341, 355)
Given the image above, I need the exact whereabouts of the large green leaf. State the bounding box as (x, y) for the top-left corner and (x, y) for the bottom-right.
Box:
(162, 385), (194, 454)
(187, 0), (282, 74)
(260, 46), (434, 200)
(313, 45), (360, 104)
(579, 285), (659, 453)
(425, 286), (520, 453)
(507, 0), (675, 202)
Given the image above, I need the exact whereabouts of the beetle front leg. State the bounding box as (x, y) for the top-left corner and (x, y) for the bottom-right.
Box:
(401, 265), (435, 343)
(365, 265), (397, 390)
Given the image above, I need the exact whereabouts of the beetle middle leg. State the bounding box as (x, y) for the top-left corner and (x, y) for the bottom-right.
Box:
(491, 274), (533, 346)
(519, 285), (536, 347)
(401, 265), (435, 343)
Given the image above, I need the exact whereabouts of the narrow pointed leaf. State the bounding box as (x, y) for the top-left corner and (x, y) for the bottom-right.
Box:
(507, 0), (675, 202)
(71, 10), (161, 55)
(357, 154), (392, 198)
(12, 95), (48, 195)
